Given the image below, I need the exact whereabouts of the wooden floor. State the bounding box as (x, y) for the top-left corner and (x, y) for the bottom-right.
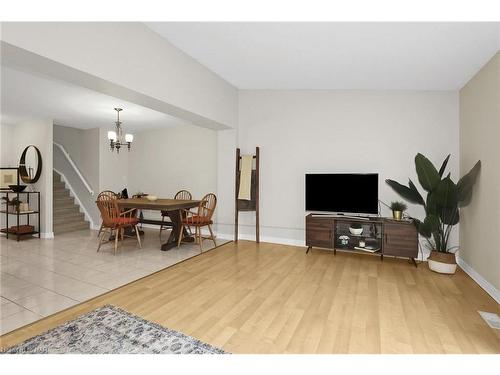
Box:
(1, 241), (499, 353)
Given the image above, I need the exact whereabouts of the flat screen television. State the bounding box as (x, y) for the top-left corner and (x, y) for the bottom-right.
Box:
(305, 173), (378, 215)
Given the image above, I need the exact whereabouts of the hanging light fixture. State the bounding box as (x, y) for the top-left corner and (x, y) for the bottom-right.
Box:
(107, 108), (133, 153)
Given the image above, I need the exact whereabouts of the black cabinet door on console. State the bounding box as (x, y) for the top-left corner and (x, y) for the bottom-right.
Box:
(383, 221), (418, 259)
(305, 216), (334, 249)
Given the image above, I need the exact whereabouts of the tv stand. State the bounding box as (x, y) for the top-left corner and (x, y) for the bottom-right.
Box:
(305, 213), (418, 266)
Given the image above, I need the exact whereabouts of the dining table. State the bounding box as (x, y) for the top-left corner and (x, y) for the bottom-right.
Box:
(117, 198), (200, 251)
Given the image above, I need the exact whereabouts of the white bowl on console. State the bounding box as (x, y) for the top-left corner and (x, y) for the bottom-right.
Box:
(349, 227), (363, 235)
(146, 195), (158, 201)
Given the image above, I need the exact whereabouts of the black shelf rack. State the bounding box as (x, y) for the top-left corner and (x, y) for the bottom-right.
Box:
(0, 191), (41, 241)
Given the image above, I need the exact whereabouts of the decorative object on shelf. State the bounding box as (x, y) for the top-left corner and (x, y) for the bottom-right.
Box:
(358, 240), (366, 248)
(19, 145), (42, 184)
(2, 196), (21, 213)
(390, 201), (407, 221)
(386, 153), (481, 274)
(146, 195), (158, 201)
(0, 167), (20, 190)
(1, 191), (41, 241)
(9, 184), (27, 192)
(349, 222), (363, 235)
(107, 108), (134, 153)
(338, 235), (350, 246)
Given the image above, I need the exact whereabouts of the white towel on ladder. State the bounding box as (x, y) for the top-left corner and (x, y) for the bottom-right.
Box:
(238, 155), (253, 200)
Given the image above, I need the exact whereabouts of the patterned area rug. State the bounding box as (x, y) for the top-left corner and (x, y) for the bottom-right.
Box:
(3, 305), (227, 354)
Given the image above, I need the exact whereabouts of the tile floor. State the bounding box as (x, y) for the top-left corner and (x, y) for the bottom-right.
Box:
(0, 228), (228, 335)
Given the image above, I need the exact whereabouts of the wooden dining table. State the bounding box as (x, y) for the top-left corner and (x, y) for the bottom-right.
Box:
(117, 198), (200, 251)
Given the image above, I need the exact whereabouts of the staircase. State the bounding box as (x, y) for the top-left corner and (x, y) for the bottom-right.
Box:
(53, 171), (90, 234)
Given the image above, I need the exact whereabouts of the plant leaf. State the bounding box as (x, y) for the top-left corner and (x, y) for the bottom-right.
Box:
(426, 192), (438, 215)
(415, 153), (441, 192)
(438, 154), (451, 177)
(457, 160), (481, 206)
(385, 179), (424, 205)
(408, 179), (425, 206)
(424, 214), (440, 232)
(441, 206), (459, 225)
(413, 218), (431, 238)
(434, 177), (458, 208)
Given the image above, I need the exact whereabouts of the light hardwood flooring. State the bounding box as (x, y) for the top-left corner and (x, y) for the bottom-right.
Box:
(1, 241), (499, 353)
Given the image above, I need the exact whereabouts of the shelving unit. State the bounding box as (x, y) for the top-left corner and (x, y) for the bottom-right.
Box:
(334, 219), (383, 256)
(0, 191), (41, 241)
(305, 214), (418, 266)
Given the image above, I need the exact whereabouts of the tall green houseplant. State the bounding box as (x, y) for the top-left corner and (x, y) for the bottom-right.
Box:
(386, 153), (480, 253)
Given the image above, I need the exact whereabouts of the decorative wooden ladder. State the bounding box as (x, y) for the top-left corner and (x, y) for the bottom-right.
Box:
(234, 147), (260, 243)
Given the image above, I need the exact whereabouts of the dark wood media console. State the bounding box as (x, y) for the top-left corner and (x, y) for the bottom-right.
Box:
(305, 214), (418, 266)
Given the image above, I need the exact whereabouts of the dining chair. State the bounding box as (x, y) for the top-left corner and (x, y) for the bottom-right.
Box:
(97, 190), (118, 237)
(159, 189), (192, 238)
(96, 191), (142, 254)
(177, 193), (217, 252)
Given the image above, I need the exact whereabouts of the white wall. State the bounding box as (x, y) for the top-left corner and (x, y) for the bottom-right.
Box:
(217, 90), (459, 249)
(459, 53), (500, 297)
(127, 124), (217, 220)
(1, 22), (238, 129)
(54, 125), (99, 193)
(0, 120), (53, 236)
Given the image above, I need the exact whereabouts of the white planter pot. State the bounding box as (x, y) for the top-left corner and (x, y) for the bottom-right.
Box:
(428, 259), (457, 274)
(427, 251), (457, 274)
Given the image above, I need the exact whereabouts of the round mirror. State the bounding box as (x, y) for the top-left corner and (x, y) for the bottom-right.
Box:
(19, 145), (42, 183)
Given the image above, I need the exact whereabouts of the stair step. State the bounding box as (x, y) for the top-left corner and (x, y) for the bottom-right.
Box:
(53, 212), (86, 225)
(53, 196), (75, 205)
(53, 207), (81, 217)
(53, 207), (83, 217)
(53, 189), (70, 197)
(54, 221), (90, 234)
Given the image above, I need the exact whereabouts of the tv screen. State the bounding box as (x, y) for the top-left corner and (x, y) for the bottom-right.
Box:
(305, 173), (378, 215)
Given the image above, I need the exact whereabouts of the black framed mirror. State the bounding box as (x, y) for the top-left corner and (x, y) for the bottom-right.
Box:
(19, 145), (42, 184)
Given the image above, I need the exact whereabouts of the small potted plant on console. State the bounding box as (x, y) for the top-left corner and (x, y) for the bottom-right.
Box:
(390, 201), (407, 220)
(349, 223), (363, 236)
(386, 153), (481, 274)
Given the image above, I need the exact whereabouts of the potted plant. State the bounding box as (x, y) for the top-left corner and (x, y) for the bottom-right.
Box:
(390, 201), (407, 220)
(349, 222), (363, 235)
(1, 196), (21, 213)
(386, 153), (480, 274)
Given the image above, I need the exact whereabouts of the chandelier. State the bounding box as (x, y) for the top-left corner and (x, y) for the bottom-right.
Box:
(107, 108), (133, 153)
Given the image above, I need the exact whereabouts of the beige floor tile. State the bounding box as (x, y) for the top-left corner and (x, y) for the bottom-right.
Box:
(0, 308), (42, 335)
(11, 290), (78, 310)
(0, 300), (25, 319)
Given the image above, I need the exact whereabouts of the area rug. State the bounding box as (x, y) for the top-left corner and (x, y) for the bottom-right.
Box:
(3, 305), (227, 354)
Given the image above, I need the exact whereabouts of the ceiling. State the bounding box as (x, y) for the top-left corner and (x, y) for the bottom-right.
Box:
(1, 66), (187, 131)
(146, 22), (500, 90)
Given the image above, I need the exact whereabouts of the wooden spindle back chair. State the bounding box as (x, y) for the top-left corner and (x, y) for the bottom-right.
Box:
(178, 193), (217, 252)
(96, 190), (141, 254)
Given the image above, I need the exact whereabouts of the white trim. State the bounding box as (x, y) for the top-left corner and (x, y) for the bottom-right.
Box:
(457, 257), (500, 304)
(54, 168), (97, 230)
(53, 142), (94, 196)
(217, 232), (304, 247)
(40, 232), (54, 239)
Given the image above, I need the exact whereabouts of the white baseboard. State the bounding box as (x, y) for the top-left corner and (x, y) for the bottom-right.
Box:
(217, 232), (304, 247)
(457, 257), (500, 304)
(41, 232), (54, 239)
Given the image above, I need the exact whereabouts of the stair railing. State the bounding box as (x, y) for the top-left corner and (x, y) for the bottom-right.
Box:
(53, 142), (94, 196)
